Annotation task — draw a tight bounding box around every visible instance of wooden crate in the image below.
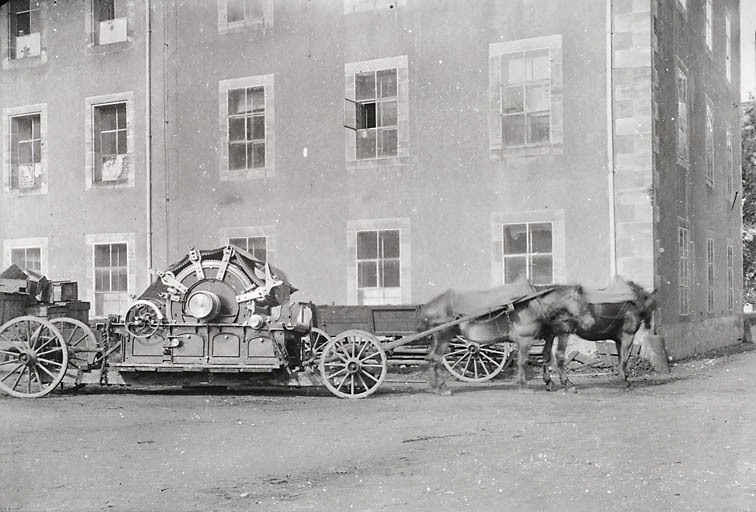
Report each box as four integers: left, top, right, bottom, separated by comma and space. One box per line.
51, 281, 78, 302
0, 292, 28, 325
26, 301, 90, 324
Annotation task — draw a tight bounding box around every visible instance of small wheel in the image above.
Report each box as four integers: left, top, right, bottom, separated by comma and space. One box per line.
0, 316, 69, 398
124, 300, 163, 338
302, 328, 331, 363
319, 329, 387, 399
443, 336, 513, 382
49, 317, 99, 371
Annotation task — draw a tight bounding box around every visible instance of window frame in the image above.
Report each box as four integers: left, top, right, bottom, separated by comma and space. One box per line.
501, 221, 554, 286
229, 235, 268, 261
3, 103, 47, 195
352, 67, 399, 160
725, 123, 733, 198
85, 92, 135, 190
355, 229, 401, 305
3, 237, 48, 275
93, 241, 129, 317
227, 86, 266, 171
704, 0, 713, 52
706, 238, 714, 313
704, 97, 713, 187
676, 66, 689, 166
217, 0, 273, 34
218, 74, 275, 180
219, 225, 276, 264
85, 232, 135, 320
679, 226, 690, 316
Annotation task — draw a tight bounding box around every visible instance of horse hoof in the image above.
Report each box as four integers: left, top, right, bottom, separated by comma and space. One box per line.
435, 387, 452, 397
564, 385, 578, 394
544, 381, 557, 392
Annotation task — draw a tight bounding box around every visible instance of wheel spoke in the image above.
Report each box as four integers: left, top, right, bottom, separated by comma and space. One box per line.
445, 348, 468, 357
34, 336, 54, 353
32, 366, 43, 390
480, 351, 503, 367
350, 375, 355, 395
336, 375, 348, 392
356, 341, 368, 359
360, 369, 379, 384
325, 367, 348, 380
0, 359, 19, 367
36, 347, 63, 357
358, 349, 380, 363
37, 363, 57, 380
10, 365, 27, 391
69, 332, 89, 348
360, 362, 384, 369
463, 355, 472, 377
473, 357, 479, 379
449, 352, 471, 370
37, 358, 64, 367
1, 364, 24, 383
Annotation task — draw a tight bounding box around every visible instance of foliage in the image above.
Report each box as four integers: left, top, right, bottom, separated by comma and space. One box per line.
742, 101, 756, 303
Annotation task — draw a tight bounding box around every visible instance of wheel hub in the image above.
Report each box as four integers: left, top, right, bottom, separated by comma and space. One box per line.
17, 350, 36, 366
467, 344, 480, 356
346, 359, 361, 374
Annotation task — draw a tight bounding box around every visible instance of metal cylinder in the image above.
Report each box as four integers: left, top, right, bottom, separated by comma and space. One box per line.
186, 291, 222, 321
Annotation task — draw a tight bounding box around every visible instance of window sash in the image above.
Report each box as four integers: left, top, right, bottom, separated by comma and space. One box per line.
707, 239, 714, 312
10, 247, 41, 273
500, 49, 552, 148
228, 87, 266, 170
355, 69, 399, 160
726, 128, 733, 196
229, 236, 267, 261
727, 246, 734, 310
93, 103, 128, 183
705, 0, 713, 50
679, 228, 689, 315
705, 104, 713, 185
356, 230, 400, 290
10, 114, 42, 190
502, 222, 553, 285
677, 70, 689, 162
725, 13, 731, 81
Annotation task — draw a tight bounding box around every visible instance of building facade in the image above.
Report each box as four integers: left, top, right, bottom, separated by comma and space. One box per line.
0, 0, 743, 358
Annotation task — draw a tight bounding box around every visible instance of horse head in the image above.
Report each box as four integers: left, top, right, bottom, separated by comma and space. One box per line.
542, 284, 595, 331
417, 289, 455, 332
627, 280, 657, 329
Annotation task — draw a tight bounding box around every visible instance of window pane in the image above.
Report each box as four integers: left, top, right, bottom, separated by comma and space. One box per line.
228, 89, 247, 115
250, 237, 266, 260
502, 86, 524, 114
503, 256, 527, 283
249, 142, 265, 168
379, 230, 400, 258
503, 224, 527, 254
356, 130, 377, 160
16, 12, 30, 35
249, 87, 265, 113
229, 117, 246, 142
502, 114, 525, 146
95, 269, 110, 292
32, 140, 41, 163
246, 0, 264, 18
529, 223, 552, 253
530, 255, 553, 285
17, 141, 32, 164
31, 116, 40, 139
100, 106, 117, 131
10, 249, 25, 268
358, 261, 377, 288
96, 0, 115, 22
528, 50, 550, 81
94, 245, 110, 267
527, 113, 550, 144
116, 104, 127, 129
502, 53, 525, 84
358, 102, 376, 129
229, 143, 247, 170
382, 260, 400, 287
355, 72, 376, 101
378, 129, 397, 157
249, 115, 265, 140
101, 132, 117, 155
15, 117, 32, 140
117, 130, 127, 154
380, 100, 397, 127
376, 69, 397, 98
525, 83, 549, 112
357, 231, 377, 259
227, 0, 245, 22
114, 243, 127, 266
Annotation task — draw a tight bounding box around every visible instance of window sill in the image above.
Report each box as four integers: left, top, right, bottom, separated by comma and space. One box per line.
218, 18, 266, 34
221, 167, 274, 181
2, 52, 47, 71
4, 186, 47, 196
490, 142, 562, 160
347, 155, 408, 171
86, 38, 134, 56
88, 179, 134, 190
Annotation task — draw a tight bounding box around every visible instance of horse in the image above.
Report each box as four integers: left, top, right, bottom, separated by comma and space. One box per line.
541, 280, 657, 391
418, 282, 595, 396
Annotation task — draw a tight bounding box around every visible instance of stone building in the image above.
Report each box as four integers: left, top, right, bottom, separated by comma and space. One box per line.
0, 0, 743, 358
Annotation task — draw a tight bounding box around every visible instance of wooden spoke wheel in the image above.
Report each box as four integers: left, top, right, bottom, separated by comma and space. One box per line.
443, 336, 513, 383
0, 316, 69, 398
49, 317, 99, 371
319, 329, 387, 399
303, 328, 331, 364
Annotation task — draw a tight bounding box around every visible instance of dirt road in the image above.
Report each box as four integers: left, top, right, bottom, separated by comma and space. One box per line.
2, 348, 756, 512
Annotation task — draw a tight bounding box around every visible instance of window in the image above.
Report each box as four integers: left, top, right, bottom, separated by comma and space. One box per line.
8, 0, 40, 59
352, 68, 398, 160
228, 86, 265, 170
726, 124, 733, 197
10, 247, 41, 273
218, 0, 271, 33
229, 236, 267, 261
707, 239, 714, 313
356, 230, 400, 305
86, 93, 134, 189
93, 242, 128, 317
489, 35, 563, 157
93, 0, 128, 46
725, 12, 731, 82
500, 49, 551, 147
93, 103, 128, 183
727, 246, 734, 310
9, 113, 41, 191
344, 56, 408, 167
502, 222, 553, 285
705, 99, 713, 187
704, 0, 713, 51
226, 0, 264, 23
679, 227, 689, 316
676, 67, 689, 164
219, 75, 274, 180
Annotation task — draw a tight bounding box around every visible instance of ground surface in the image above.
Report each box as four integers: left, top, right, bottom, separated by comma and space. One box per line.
1, 346, 756, 512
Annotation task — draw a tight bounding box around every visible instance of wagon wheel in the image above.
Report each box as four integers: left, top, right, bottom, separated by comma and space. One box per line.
319, 329, 387, 399
442, 336, 514, 382
49, 317, 99, 372
302, 328, 331, 364
0, 316, 69, 398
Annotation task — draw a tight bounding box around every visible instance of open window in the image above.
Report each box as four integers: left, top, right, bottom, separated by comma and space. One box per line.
344, 68, 399, 160
8, 0, 41, 59
93, 0, 128, 45
10, 113, 42, 191
93, 102, 128, 183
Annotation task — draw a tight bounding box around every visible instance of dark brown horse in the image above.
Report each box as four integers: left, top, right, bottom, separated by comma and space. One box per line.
418, 283, 595, 395
542, 280, 657, 391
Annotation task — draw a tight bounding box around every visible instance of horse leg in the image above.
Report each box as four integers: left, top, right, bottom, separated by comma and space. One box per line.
515, 339, 531, 390
541, 335, 557, 391
426, 334, 439, 392
427, 332, 452, 396
555, 334, 577, 392
616, 332, 634, 388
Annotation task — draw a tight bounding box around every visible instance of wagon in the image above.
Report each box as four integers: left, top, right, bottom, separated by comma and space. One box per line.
0, 246, 520, 400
